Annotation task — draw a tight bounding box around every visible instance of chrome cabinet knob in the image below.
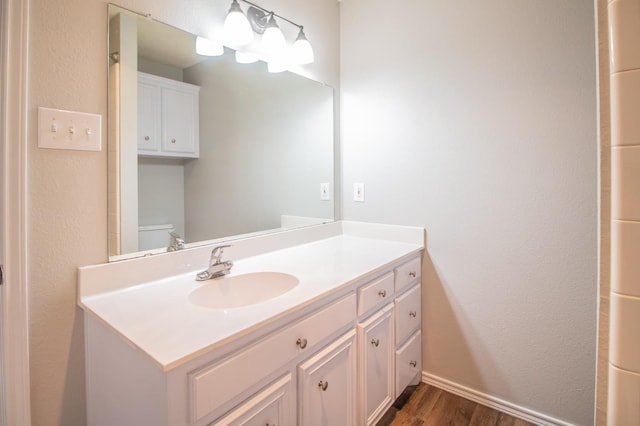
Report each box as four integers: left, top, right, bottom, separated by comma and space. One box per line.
171, 138, 176, 144
371, 339, 380, 347
318, 380, 329, 391
144, 136, 150, 141
296, 338, 308, 349
378, 290, 386, 298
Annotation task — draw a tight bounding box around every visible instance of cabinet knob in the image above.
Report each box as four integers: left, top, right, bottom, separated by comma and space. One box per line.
378, 290, 386, 298
171, 138, 176, 144
371, 339, 380, 347
409, 271, 416, 278
144, 136, 150, 141
409, 311, 417, 318
318, 380, 329, 391
296, 338, 308, 349
410, 360, 417, 368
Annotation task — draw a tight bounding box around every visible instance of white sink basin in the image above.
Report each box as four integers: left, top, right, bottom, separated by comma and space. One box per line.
188, 272, 299, 309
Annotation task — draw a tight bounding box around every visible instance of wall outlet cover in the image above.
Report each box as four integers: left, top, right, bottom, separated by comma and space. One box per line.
320, 183, 330, 201
354, 183, 365, 202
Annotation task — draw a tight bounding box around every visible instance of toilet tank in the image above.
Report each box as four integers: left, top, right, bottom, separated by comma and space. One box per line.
138, 224, 174, 251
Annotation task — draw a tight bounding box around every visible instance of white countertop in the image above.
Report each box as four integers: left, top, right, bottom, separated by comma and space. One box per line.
79, 223, 424, 371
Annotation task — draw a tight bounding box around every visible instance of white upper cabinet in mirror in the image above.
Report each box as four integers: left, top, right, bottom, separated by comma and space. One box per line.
107, 4, 334, 261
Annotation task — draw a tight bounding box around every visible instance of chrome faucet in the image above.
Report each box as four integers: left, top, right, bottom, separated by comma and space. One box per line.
196, 245, 234, 281
167, 231, 185, 252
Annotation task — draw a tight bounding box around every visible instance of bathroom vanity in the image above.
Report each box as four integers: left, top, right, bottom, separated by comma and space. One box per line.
78, 222, 424, 425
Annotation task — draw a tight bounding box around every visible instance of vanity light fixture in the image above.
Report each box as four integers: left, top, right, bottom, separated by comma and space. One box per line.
195, 36, 223, 57
261, 13, 286, 56
223, 0, 253, 46
225, 0, 315, 67
292, 28, 314, 65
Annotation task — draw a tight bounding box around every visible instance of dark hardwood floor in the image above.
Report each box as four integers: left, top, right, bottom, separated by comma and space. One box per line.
377, 383, 538, 426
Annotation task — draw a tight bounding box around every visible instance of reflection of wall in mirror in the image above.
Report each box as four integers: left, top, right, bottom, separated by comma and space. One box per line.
182, 51, 334, 242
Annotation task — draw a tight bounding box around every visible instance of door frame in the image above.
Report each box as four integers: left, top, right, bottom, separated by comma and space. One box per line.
1, 0, 31, 424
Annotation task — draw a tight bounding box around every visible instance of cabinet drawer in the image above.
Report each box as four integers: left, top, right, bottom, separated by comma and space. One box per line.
357, 272, 394, 317
395, 330, 421, 396
191, 293, 356, 422
395, 284, 421, 345
394, 257, 421, 292
211, 374, 294, 426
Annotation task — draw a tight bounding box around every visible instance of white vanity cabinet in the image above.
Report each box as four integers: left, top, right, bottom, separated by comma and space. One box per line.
81, 230, 424, 426
138, 71, 200, 158
355, 256, 422, 426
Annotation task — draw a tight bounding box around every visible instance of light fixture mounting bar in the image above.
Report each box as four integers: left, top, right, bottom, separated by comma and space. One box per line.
238, 0, 303, 29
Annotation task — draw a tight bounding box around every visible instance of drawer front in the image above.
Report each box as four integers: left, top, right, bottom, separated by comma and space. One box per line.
191, 293, 356, 422
357, 272, 394, 317
211, 374, 294, 426
394, 257, 421, 293
395, 284, 421, 345
395, 330, 421, 396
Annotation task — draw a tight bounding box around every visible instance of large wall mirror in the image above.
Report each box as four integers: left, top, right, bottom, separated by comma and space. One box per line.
107, 4, 334, 260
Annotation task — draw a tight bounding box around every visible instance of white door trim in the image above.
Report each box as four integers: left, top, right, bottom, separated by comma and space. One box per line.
1, 0, 31, 424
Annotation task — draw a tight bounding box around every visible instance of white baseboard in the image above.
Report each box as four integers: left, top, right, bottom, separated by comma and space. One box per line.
421, 372, 575, 426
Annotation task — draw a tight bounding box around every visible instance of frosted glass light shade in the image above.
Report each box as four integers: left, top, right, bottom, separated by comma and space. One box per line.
223, 0, 253, 46
262, 15, 285, 56
196, 36, 223, 56
292, 29, 314, 65
235, 50, 259, 64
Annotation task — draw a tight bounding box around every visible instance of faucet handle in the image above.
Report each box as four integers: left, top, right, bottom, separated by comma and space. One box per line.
210, 245, 232, 264
167, 231, 185, 251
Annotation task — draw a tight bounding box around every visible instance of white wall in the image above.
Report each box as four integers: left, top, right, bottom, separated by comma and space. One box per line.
138, 158, 185, 239
183, 52, 334, 241
340, 0, 597, 424
25, 0, 339, 424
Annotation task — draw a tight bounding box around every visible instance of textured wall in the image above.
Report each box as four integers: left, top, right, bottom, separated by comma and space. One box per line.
26, 0, 339, 424
340, 0, 598, 424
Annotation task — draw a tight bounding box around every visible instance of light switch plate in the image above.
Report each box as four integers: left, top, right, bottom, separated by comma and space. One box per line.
354, 183, 365, 202
38, 107, 102, 151
320, 183, 330, 201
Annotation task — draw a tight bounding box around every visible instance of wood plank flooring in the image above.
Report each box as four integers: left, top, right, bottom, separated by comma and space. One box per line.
376, 383, 538, 426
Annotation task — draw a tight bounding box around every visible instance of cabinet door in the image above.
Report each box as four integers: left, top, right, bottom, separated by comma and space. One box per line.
137, 80, 160, 152
161, 86, 198, 156
298, 330, 356, 426
358, 304, 394, 426
211, 374, 294, 426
